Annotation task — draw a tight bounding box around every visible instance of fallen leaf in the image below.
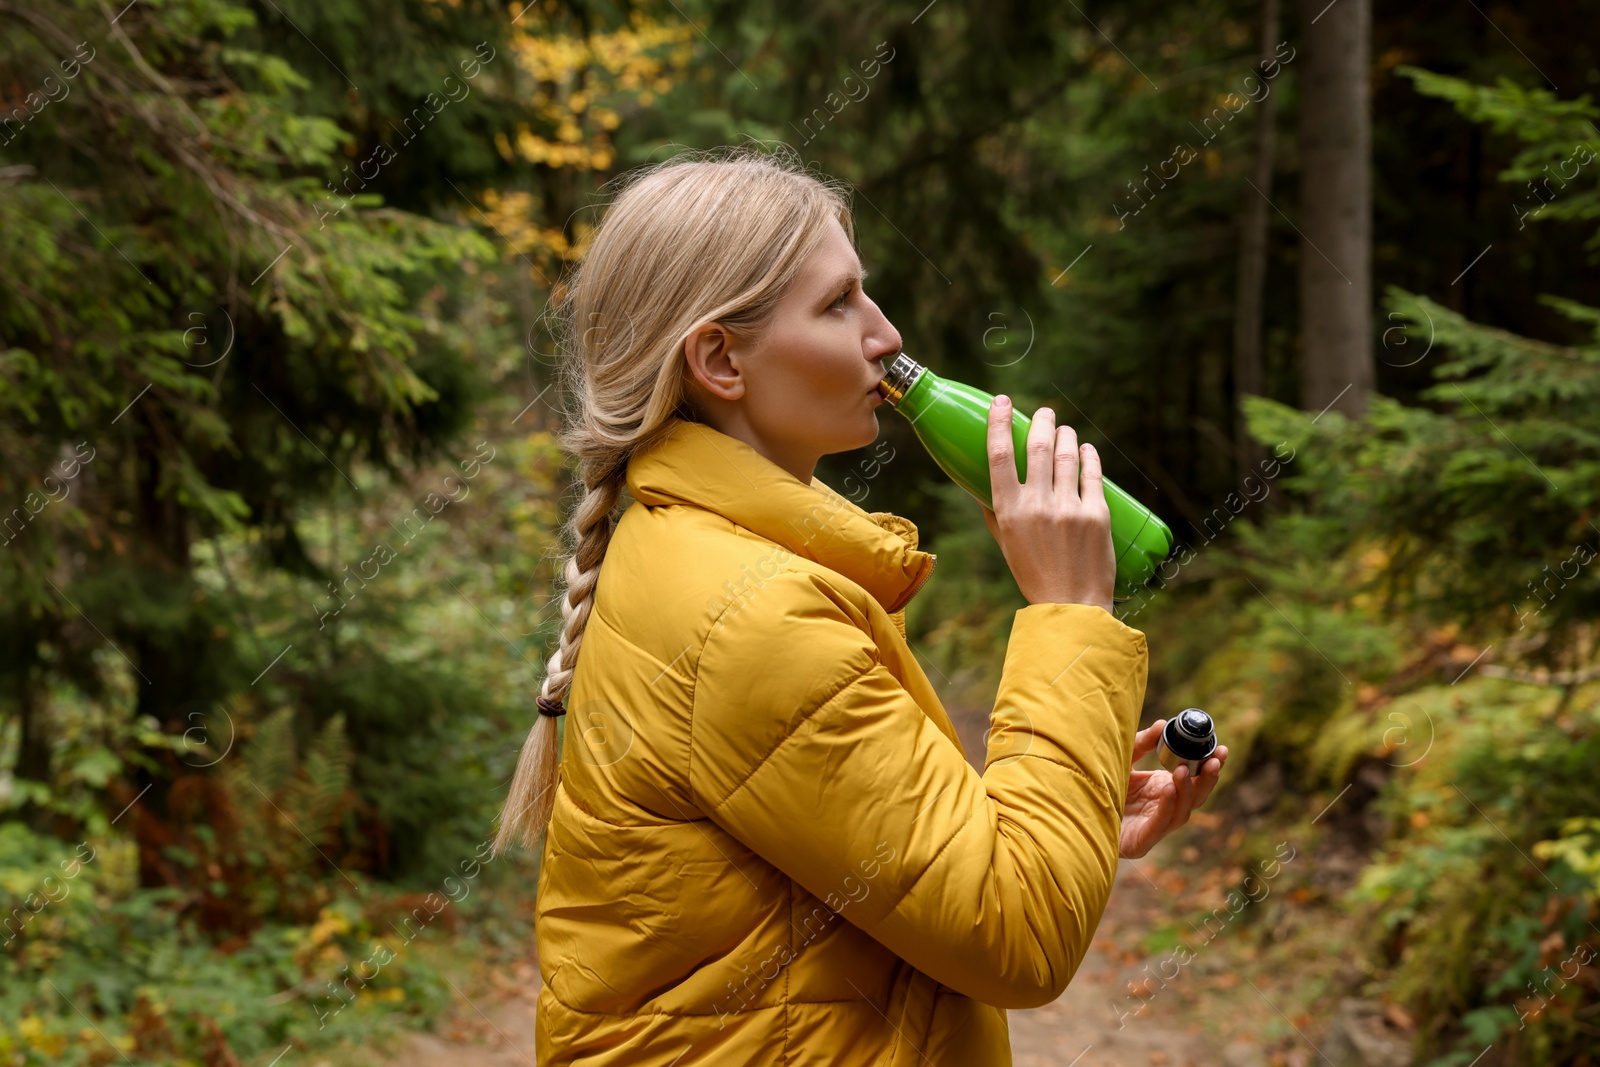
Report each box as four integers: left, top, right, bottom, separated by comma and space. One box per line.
1383, 1002, 1415, 1033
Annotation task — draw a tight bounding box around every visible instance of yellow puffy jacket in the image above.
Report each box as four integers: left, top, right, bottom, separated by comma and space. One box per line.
535, 416, 1148, 1065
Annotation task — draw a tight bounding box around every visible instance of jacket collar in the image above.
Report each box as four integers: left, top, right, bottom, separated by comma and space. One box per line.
626, 417, 936, 614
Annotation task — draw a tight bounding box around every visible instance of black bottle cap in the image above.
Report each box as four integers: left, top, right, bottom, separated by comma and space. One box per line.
1163, 708, 1217, 760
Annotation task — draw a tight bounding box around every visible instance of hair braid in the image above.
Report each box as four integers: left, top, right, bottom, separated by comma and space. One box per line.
493, 456, 626, 854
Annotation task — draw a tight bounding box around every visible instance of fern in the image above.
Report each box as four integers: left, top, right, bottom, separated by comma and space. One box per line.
244, 707, 297, 795
287, 714, 353, 848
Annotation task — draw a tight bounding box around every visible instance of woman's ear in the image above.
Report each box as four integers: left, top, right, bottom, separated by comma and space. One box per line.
683, 321, 747, 402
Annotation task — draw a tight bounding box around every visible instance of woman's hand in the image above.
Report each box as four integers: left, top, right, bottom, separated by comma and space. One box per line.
979, 396, 1116, 613
1119, 719, 1228, 859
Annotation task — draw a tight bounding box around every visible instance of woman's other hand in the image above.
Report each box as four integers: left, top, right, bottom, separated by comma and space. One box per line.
979, 396, 1116, 614
1118, 719, 1228, 860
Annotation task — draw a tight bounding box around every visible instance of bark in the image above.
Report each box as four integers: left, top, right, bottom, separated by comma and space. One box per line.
1297, 0, 1373, 417
7, 610, 49, 786
1234, 0, 1281, 478
11, 623, 51, 832
16, 670, 49, 785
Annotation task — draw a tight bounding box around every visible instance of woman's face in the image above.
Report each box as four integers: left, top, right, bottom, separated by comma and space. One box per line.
681, 215, 902, 484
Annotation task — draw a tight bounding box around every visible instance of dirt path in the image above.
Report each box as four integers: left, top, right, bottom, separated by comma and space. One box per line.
1007, 860, 1231, 1067
389, 959, 541, 1067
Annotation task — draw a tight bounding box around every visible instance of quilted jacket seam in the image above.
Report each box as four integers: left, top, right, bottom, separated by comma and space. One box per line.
875, 759, 1112, 928
555, 784, 712, 830
979, 754, 1116, 810
541, 986, 890, 1017
688, 569, 877, 812
783, 878, 793, 1065
589, 599, 693, 683
698, 655, 876, 814
877, 798, 984, 923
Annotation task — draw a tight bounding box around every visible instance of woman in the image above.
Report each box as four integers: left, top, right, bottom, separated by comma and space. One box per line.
496, 146, 1227, 1066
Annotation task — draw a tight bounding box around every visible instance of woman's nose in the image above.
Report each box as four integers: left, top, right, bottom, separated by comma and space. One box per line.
865, 307, 901, 362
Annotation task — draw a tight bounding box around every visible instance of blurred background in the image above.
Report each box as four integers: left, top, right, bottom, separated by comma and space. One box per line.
2, 1, 1598, 1064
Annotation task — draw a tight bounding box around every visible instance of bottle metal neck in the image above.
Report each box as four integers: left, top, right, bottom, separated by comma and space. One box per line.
876, 352, 925, 406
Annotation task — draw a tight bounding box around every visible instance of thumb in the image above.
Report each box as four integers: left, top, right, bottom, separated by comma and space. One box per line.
1131, 719, 1165, 763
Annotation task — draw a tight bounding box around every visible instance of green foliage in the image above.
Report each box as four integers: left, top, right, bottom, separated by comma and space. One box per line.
1139, 63, 1600, 1067
1142, 458, 1600, 1064
1348, 673, 1600, 1065
1, 0, 573, 1057
1236, 288, 1600, 656
0, 820, 458, 1065
0, 0, 548, 881
1401, 67, 1600, 236
1534, 817, 1600, 903
1235, 134, 1600, 658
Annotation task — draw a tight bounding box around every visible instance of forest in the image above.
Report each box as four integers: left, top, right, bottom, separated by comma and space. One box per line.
1, 0, 1597, 1064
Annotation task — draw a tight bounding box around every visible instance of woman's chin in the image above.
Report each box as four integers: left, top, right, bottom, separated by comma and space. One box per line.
851, 410, 881, 449
810, 402, 884, 457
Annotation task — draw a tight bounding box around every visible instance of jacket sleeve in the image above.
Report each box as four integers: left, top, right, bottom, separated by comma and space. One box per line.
688, 569, 1147, 1010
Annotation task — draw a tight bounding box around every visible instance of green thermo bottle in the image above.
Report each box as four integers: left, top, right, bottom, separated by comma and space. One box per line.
876, 353, 1174, 600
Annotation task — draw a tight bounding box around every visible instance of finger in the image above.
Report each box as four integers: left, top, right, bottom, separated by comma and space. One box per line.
987, 396, 1022, 509
1193, 746, 1228, 809
1024, 405, 1057, 495
1171, 763, 1197, 826
1079, 439, 1107, 510
1053, 423, 1080, 502
1157, 771, 1179, 835
1131, 720, 1165, 763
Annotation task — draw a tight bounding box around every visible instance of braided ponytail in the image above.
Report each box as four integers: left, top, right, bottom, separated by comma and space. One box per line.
494, 456, 627, 853
493, 143, 854, 851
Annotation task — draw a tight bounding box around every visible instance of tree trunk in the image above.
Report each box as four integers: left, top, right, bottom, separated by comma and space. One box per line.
1234, 0, 1281, 478
11, 618, 52, 831
1297, 0, 1372, 417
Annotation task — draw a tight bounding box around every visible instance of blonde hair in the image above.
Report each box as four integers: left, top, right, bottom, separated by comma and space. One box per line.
494, 144, 855, 852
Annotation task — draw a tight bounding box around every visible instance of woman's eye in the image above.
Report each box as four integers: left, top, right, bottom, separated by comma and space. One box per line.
830, 287, 851, 311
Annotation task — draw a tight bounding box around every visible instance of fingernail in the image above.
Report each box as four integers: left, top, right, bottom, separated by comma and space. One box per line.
995, 394, 1009, 409
1083, 443, 1096, 455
